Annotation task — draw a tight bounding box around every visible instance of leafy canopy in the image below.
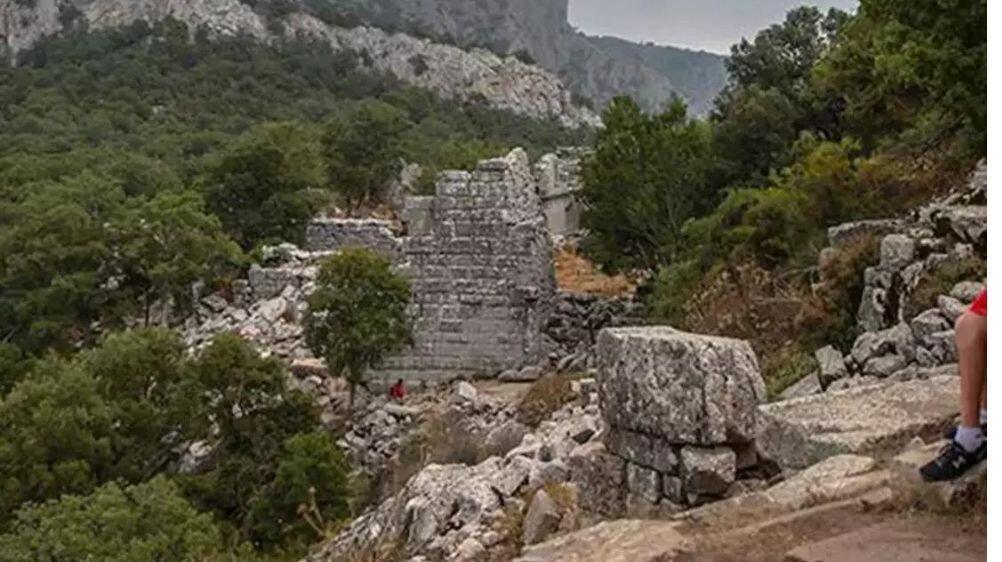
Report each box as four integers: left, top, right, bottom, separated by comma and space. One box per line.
579, 97, 713, 273
306, 248, 412, 396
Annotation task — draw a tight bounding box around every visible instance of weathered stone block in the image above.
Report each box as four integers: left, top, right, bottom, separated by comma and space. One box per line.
679, 446, 736, 497
597, 327, 766, 445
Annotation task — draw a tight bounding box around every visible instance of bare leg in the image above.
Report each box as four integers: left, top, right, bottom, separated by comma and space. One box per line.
955, 311, 987, 428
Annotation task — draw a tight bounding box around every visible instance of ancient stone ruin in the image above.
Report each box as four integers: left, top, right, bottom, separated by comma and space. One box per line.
185, 148, 626, 384
594, 327, 768, 513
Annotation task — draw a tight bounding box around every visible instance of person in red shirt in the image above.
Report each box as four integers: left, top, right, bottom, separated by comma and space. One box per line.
921, 290, 987, 481
389, 379, 406, 401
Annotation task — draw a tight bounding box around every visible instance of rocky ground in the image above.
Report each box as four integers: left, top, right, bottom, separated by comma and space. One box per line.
295, 164, 987, 561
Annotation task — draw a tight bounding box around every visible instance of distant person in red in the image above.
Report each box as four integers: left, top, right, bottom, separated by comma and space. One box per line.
389, 379, 407, 401
921, 290, 987, 481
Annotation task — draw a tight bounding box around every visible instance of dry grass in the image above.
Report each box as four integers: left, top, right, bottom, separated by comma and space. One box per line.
516, 372, 579, 427
554, 247, 635, 297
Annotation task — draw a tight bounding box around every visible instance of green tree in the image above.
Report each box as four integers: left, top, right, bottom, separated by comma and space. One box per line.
0, 477, 222, 562
0, 343, 30, 396
305, 248, 412, 403
816, 0, 986, 155
180, 333, 321, 536
82, 328, 199, 482
579, 97, 713, 272
117, 190, 243, 325
0, 173, 128, 353
323, 101, 410, 211
711, 6, 850, 188
0, 358, 116, 521
202, 122, 328, 250
247, 432, 350, 546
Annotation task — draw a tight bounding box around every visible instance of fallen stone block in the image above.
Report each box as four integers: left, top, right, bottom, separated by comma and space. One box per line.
597, 327, 766, 445
756, 376, 958, 469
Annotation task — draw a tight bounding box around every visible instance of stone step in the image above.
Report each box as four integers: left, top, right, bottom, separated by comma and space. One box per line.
756, 376, 958, 469
889, 439, 987, 511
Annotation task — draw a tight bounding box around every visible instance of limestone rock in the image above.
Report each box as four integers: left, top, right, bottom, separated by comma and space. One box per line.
757, 376, 958, 469
780, 372, 822, 400
938, 295, 968, 321
826, 375, 879, 392
679, 447, 736, 497
514, 519, 690, 562
456, 381, 478, 401
522, 489, 562, 546
879, 234, 916, 272
827, 219, 905, 248
567, 441, 625, 518
910, 309, 952, 346
604, 428, 678, 473
863, 354, 908, 378
951, 281, 985, 303
597, 327, 766, 446
850, 323, 915, 367
815, 346, 848, 387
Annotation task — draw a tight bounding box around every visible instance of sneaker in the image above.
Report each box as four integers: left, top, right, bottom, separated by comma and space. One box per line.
943, 423, 987, 440
919, 440, 987, 482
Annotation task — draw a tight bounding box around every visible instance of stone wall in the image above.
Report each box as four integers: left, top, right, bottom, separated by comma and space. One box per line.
302, 149, 557, 383
304, 218, 402, 257
534, 148, 587, 236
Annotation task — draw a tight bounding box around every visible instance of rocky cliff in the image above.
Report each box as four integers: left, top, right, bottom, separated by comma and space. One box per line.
339, 0, 728, 114
0, 0, 599, 127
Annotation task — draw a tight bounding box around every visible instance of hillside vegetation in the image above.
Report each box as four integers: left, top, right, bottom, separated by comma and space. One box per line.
578, 1, 986, 394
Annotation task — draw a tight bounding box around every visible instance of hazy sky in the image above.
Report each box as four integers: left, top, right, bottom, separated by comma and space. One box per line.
569, 0, 858, 54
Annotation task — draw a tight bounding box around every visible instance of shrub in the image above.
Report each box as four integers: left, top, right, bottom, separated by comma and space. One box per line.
248, 432, 351, 547
763, 346, 816, 400
0, 477, 222, 562
904, 257, 986, 321
516, 373, 578, 427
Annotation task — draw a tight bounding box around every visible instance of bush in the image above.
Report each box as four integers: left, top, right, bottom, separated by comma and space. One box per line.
795, 235, 879, 350
516, 373, 578, 427
904, 257, 986, 321
0, 477, 222, 561
248, 432, 351, 547
763, 346, 816, 399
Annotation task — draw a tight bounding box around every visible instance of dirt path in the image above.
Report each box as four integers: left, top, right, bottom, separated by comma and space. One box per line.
679, 503, 986, 562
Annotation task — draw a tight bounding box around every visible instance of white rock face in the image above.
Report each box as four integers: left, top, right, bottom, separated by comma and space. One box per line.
0, 0, 598, 127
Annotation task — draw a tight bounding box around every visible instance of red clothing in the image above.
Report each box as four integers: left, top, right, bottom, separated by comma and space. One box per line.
970, 290, 987, 317
389, 382, 406, 400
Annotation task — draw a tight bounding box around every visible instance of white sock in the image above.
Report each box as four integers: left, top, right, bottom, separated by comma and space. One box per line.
954, 425, 985, 453
980, 409, 988, 425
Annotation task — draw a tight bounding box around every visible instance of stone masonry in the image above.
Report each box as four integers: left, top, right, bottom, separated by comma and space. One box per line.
589, 327, 768, 514
534, 147, 588, 236
305, 149, 556, 383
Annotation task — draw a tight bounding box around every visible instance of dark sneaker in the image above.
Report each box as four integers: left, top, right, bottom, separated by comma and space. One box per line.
919, 441, 987, 482
943, 423, 987, 440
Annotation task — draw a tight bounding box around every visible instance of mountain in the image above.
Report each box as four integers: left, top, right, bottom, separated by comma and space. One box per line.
0, 0, 599, 128
338, 0, 728, 114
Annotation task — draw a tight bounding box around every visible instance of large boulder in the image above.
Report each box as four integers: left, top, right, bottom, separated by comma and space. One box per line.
756, 376, 958, 469
597, 327, 766, 445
